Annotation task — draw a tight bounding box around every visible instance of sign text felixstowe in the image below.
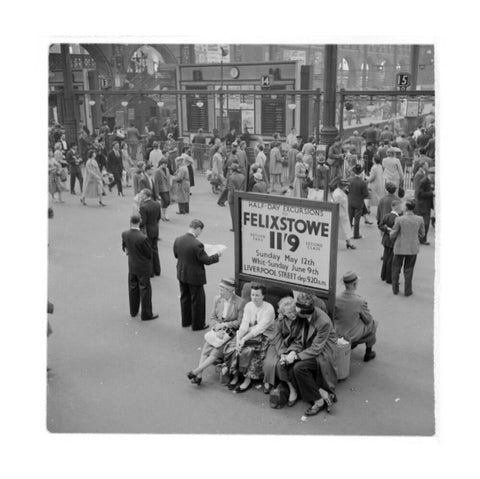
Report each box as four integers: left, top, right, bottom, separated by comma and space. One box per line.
234, 193, 339, 309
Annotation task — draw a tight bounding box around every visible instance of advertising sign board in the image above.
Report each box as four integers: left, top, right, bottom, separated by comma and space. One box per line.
234, 192, 339, 313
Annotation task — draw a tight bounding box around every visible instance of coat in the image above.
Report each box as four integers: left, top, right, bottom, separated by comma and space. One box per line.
269, 147, 283, 175
153, 166, 171, 194
366, 164, 385, 206
348, 176, 369, 209
292, 161, 307, 198
121, 228, 152, 277
173, 232, 219, 286
378, 211, 400, 248
209, 294, 246, 330
332, 187, 352, 240
287, 148, 299, 185
227, 172, 246, 204
139, 199, 161, 239
382, 156, 404, 187
288, 307, 338, 392
415, 178, 434, 215
376, 193, 400, 225
334, 290, 377, 344
171, 165, 190, 203
83, 158, 103, 198
390, 211, 425, 255
138, 173, 157, 200
107, 150, 123, 175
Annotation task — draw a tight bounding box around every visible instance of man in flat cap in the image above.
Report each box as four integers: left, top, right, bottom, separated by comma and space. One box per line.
281, 293, 338, 417
390, 199, 425, 296
334, 271, 378, 362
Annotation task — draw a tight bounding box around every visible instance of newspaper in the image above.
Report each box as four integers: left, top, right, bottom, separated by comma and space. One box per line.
204, 244, 227, 256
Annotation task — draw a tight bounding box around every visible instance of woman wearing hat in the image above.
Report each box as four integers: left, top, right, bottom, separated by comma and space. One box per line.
223, 283, 275, 393
171, 156, 190, 214
262, 296, 302, 404
331, 178, 356, 249
251, 169, 268, 193
382, 148, 404, 188
187, 278, 245, 386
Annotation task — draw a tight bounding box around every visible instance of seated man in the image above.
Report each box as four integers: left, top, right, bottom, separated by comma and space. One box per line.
334, 271, 378, 362
281, 293, 338, 417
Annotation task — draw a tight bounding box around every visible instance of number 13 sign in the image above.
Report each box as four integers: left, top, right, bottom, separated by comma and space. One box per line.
396, 72, 411, 91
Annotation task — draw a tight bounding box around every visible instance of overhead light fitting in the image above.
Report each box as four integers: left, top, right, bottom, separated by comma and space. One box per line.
88, 99, 96, 106
121, 100, 129, 107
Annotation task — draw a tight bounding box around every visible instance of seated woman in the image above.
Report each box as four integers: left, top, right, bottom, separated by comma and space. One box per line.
262, 296, 301, 406
223, 283, 275, 393
186, 278, 245, 385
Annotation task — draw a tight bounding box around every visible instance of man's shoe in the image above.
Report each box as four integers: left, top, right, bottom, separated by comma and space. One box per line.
142, 314, 159, 321
420, 242, 430, 245
304, 401, 327, 416
193, 325, 209, 331
217, 203, 226, 207
353, 235, 363, 239
363, 350, 376, 362
404, 292, 413, 297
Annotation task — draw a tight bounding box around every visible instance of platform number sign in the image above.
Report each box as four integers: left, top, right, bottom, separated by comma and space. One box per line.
396, 72, 411, 91
261, 75, 272, 88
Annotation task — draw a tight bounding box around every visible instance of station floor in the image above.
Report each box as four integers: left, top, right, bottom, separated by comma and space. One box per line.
47, 173, 435, 435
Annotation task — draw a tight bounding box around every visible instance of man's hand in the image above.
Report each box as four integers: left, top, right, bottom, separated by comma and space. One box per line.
285, 351, 297, 365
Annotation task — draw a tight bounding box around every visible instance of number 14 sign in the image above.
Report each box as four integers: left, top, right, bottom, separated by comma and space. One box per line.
396, 72, 411, 91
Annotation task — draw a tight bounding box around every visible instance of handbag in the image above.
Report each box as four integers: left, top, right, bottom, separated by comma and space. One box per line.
59, 169, 67, 182
204, 328, 234, 349
269, 382, 289, 409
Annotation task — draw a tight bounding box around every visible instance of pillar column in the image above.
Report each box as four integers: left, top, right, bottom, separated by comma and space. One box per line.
319, 45, 338, 146
61, 44, 78, 146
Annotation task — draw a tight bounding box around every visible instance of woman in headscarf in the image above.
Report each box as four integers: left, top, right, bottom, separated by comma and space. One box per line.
262, 296, 302, 405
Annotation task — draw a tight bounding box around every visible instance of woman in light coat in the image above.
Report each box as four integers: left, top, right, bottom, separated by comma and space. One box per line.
81, 150, 106, 206
292, 153, 307, 198
382, 148, 404, 188
171, 156, 190, 214
366, 155, 385, 217
186, 278, 245, 386
331, 178, 355, 249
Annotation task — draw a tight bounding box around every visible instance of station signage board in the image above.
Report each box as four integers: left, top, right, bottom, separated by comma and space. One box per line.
234, 192, 339, 312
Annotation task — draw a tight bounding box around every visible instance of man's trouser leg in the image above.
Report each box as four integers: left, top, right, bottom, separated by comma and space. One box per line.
403, 254, 417, 295
288, 358, 321, 403
128, 273, 140, 317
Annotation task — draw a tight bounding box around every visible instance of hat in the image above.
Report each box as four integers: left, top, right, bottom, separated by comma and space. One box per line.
153, 141, 159, 147
219, 277, 236, 291
253, 171, 263, 181
137, 161, 145, 170
340, 178, 350, 186
342, 271, 359, 284
353, 164, 363, 175
230, 163, 240, 172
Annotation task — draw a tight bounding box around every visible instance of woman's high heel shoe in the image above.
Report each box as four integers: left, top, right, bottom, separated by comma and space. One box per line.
80, 198, 86, 205
346, 242, 356, 249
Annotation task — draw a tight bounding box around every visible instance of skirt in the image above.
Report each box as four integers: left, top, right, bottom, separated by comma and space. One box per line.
225, 335, 269, 381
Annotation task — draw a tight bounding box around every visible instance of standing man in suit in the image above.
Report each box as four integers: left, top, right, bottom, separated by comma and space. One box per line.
139, 189, 162, 277
390, 199, 425, 296
334, 271, 378, 362
66, 144, 83, 195
378, 199, 403, 284
348, 165, 369, 239
121, 214, 158, 321
173, 219, 222, 331
226, 163, 245, 232
138, 163, 157, 200
107, 141, 124, 196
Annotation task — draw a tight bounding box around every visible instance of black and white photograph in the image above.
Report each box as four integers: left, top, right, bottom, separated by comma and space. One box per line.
3, 2, 479, 478
46, 41, 436, 434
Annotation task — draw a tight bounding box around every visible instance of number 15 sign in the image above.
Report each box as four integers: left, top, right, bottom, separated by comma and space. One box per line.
396, 72, 411, 91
